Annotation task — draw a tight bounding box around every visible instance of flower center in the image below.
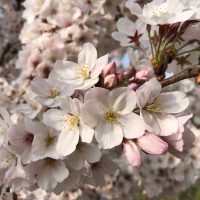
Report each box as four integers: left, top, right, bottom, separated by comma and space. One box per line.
76, 64, 90, 80
105, 110, 118, 123
66, 115, 80, 128
153, 3, 168, 17
48, 88, 60, 98
0, 127, 5, 136
3, 153, 16, 168
45, 134, 56, 147
146, 101, 161, 112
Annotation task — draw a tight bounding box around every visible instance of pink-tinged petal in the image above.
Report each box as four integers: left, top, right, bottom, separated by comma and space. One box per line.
159, 92, 189, 114
137, 133, 168, 155
119, 113, 145, 139
79, 122, 94, 143
136, 78, 161, 108
95, 122, 123, 149
123, 140, 141, 167
56, 128, 79, 156
78, 43, 97, 69
108, 87, 136, 115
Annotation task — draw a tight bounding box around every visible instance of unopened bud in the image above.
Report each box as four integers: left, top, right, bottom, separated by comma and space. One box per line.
102, 61, 116, 77
104, 74, 117, 88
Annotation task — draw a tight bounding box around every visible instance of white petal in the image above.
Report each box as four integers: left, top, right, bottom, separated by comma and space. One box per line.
82, 100, 107, 128
116, 17, 136, 35
53, 60, 81, 85
159, 92, 189, 114
79, 122, 94, 143
119, 113, 145, 139
52, 160, 69, 182
68, 150, 85, 170
37, 165, 57, 191
78, 43, 97, 69
108, 87, 136, 115
136, 78, 161, 108
142, 110, 179, 136
56, 129, 79, 156
84, 87, 109, 106
91, 54, 108, 77
81, 143, 101, 163
95, 122, 123, 149
43, 109, 68, 131
30, 77, 50, 97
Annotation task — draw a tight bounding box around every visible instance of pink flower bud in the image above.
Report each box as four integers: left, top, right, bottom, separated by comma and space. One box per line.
135, 69, 149, 80
123, 140, 141, 167
102, 61, 116, 77
104, 74, 117, 88
136, 133, 168, 155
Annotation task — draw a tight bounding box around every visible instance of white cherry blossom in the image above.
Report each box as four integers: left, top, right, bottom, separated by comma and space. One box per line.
126, 0, 195, 25
52, 43, 108, 90
30, 71, 75, 107
43, 97, 94, 156
83, 87, 145, 149
136, 78, 190, 136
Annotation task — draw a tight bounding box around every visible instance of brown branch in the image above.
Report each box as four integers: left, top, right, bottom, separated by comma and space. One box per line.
160, 64, 200, 87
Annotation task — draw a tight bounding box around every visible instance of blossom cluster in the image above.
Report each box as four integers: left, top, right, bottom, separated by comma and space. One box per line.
0, 0, 200, 198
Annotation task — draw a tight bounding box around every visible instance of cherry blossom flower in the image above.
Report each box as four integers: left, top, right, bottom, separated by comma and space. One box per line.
112, 18, 146, 46
136, 78, 190, 136
52, 43, 108, 90
30, 71, 75, 107
83, 87, 145, 149
126, 0, 195, 25
67, 143, 101, 170
43, 97, 94, 156
25, 158, 69, 191
8, 119, 36, 164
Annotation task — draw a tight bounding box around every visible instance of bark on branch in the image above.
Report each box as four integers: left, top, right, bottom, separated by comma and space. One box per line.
160, 64, 200, 87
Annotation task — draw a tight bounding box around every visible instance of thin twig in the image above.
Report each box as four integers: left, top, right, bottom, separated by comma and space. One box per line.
160, 64, 200, 87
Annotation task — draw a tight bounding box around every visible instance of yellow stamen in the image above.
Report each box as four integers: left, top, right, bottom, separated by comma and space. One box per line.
3, 153, 16, 167
75, 63, 90, 80
48, 89, 60, 98
44, 134, 56, 147
105, 110, 118, 123
146, 101, 161, 112
66, 116, 80, 128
